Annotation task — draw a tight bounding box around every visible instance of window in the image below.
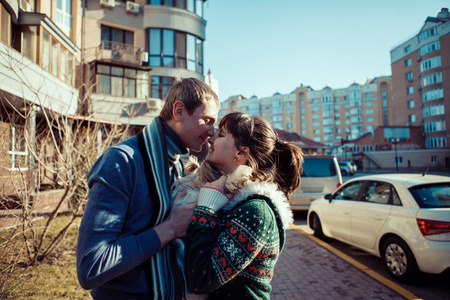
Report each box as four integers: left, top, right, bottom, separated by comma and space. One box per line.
423, 104, 445, 117
96, 63, 150, 98
365, 109, 374, 115
422, 72, 442, 87
405, 58, 412, 67
56, 0, 72, 32
286, 116, 293, 121
151, 76, 174, 100
8, 125, 28, 171
404, 45, 411, 53
424, 120, 446, 133
395, 156, 403, 164
366, 117, 374, 123
362, 181, 393, 204
334, 181, 364, 201
422, 88, 443, 102
426, 136, 447, 148
364, 92, 373, 98
313, 129, 320, 134
101, 25, 134, 49
409, 114, 416, 123
408, 100, 414, 109
431, 156, 438, 163
365, 101, 373, 106
148, 0, 204, 17
407, 86, 414, 95
421, 56, 441, 72
1, 4, 11, 45
313, 121, 320, 127
420, 41, 440, 56
312, 114, 319, 120
406, 72, 413, 82
286, 123, 293, 130
148, 29, 203, 73
419, 27, 439, 41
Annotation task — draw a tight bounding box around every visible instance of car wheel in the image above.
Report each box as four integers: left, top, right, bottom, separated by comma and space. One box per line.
341, 170, 348, 176
382, 237, 419, 283
312, 214, 324, 239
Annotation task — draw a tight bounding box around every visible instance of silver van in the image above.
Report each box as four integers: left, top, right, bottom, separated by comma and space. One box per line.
290, 155, 343, 211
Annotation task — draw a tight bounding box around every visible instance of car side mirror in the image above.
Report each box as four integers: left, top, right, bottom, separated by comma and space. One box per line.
325, 193, 333, 202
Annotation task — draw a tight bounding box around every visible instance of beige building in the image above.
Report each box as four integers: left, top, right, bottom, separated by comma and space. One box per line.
390, 7, 450, 150
220, 77, 392, 149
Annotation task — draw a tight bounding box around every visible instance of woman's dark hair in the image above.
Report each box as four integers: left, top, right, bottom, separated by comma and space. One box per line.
219, 112, 303, 199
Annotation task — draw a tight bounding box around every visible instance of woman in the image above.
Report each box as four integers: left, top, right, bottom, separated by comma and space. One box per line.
185, 112, 303, 299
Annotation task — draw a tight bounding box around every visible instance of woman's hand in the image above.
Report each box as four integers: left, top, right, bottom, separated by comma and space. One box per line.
203, 175, 233, 199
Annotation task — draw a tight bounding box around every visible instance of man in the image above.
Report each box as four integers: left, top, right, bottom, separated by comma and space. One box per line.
76, 78, 220, 300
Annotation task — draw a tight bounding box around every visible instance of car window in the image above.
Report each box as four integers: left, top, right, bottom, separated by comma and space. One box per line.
361, 181, 391, 204
409, 183, 450, 208
302, 158, 337, 177
333, 181, 363, 201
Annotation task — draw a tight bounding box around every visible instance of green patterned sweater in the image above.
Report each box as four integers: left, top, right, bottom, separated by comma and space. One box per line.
185, 181, 293, 299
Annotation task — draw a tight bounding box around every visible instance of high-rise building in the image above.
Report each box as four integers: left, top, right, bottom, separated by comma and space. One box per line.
220, 77, 392, 147
82, 0, 208, 125
390, 7, 449, 149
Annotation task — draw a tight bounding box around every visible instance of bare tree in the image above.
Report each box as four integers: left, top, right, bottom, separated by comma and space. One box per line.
0, 46, 133, 295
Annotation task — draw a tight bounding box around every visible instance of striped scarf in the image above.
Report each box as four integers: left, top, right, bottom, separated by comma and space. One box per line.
137, 116, 187, 300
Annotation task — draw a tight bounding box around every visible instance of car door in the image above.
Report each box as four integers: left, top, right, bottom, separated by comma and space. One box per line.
325, 181, 364, 242
350, 180, 393, 250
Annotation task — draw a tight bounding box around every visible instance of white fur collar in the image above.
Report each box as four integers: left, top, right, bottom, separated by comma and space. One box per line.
222, 180, 293, 229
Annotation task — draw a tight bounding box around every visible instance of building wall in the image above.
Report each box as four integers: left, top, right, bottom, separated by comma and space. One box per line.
220, 78, 392, 148
390, 8, 450, 149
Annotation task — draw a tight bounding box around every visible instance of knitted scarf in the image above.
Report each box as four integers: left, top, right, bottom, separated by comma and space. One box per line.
137, 116, 187, 300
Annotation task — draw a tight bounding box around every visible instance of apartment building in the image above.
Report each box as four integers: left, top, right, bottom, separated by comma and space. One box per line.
390, 7, 450, 150
83, 0, 207, 125
220, 77, 392, 148
0, 0, 209, 200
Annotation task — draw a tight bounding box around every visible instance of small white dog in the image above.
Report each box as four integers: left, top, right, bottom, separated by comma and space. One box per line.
171, 156, 253, 207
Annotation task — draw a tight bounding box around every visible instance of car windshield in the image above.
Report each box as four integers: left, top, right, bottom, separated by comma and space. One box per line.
302, 158, 337, 177
409, 183, 450, 208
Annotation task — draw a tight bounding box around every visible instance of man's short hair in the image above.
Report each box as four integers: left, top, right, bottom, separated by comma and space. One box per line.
159, 77, 220, 121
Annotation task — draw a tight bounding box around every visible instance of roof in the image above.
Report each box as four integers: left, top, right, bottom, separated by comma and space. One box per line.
348, 173, 450, 187
275, 129, 329, 149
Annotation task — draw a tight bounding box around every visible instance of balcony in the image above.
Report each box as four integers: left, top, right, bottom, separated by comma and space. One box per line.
97, 41, 147, 65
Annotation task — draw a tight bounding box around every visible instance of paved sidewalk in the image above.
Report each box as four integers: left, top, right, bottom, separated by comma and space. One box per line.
270, 227, 406, 300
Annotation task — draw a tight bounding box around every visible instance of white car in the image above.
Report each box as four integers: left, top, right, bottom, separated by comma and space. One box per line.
307, 173, 450, 283
339, 161, 355, 176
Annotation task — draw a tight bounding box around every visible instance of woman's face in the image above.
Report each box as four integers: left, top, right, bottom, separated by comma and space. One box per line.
206, 127, 240, 174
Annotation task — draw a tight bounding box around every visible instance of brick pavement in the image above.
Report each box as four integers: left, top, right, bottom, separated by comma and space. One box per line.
270, 227, 406, 300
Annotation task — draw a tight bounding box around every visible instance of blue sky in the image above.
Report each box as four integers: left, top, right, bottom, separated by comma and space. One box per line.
202, 0, 449, 101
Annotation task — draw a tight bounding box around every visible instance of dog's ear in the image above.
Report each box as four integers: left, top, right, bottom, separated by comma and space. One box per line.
183, 156, 200, 176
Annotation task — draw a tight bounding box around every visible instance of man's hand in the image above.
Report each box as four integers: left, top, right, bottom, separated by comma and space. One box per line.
153, 190, 195, 248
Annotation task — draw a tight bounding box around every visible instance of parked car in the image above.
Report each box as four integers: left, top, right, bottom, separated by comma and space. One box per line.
307, 174, 450, 283
339, 161, 355, 176
290, 155, 343, 211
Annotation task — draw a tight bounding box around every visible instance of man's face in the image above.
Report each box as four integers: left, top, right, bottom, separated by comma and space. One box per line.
178, 100, 219, 151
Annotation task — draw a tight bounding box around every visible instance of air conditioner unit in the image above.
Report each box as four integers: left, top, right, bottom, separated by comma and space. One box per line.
147, 99, 161, 111
420, 103, 423, 107
417, 56, 421, 61
140, 51, 148, 63
419, 119, 423, 123
126, 1, 140, 14
100, 0, 115, 7
417, 86, 422, 91
406, 123, 410, 126
417, 74, 421, 78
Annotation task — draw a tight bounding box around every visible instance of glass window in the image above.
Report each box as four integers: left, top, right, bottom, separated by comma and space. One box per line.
56, 0, 72, 32
362, 181, 392, 204
8, 125, 28, 170
22, 26, 38, 63
408, 100, 414, 109
407, 86, 414, 95
187, 34, 196, 71
162, 29, 174, 67
405, 58, 412, 67
51, 38, 59, 76
1, 5, 11, 45
42, 30, 51, 71
334, 181, 364, 201
175, 32, 186, 68
409, 183, 450, 208
151, 76, 174, 100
